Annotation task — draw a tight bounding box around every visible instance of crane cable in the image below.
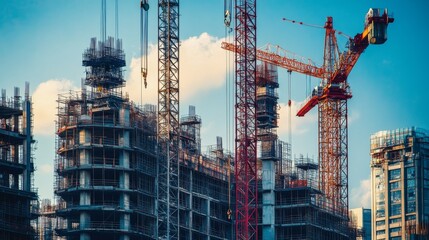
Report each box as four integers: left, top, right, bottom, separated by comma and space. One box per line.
140, 0, 149, 105
282, 17, 324, 29
287, 70, 292, 167
224, 0, 233, 221
115, 0, 118, 41
282, 17, 352, 40
101, 0, 106, 42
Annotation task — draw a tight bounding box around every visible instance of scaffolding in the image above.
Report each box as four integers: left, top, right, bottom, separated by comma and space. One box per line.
177, 150, 232, 240
54, 37, 157, 240
275, 140, 292, 188
178, 107, 233, 239
274, 178, 350, 240
294, 154, 318, 190
36, 199, 59, 240
180, 105, 201, 155
0, 83, 38, 240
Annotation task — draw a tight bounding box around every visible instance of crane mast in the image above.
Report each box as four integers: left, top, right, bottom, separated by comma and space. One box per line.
234, 0, 258, 239
316, 11, 393, 217
317, 16, 351, 217
157, 0, 180, 239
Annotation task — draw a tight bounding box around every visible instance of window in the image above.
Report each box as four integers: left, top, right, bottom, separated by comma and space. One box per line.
376, 230, 385, 235
390, 190, 401, 204
424, 168, 429, 178
391, 237, 401, 240
377, 201, 385, 208
389, 169, 401, 180
407, 201, 416, 213
376, 209, 385, 218
376, 192, 385, 202
376, 220, 385, 226
389, 218, 401, 224
407, 188, 416, 201
390, 227, 401, 233
390, 181, 400, 190
390, 204, 401, 216
425, 200, 429, 214
407, 167, 415, 178
407, 179, 415, 188
406, 215, 416, 221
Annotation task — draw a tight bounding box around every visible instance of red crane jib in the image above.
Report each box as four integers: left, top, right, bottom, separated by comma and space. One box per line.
221, 42, 325, 79
222, 9, 394, 118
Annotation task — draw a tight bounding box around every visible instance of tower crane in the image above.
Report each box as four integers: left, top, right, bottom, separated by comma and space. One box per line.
232, 0, 258, 239
222, 8, 394, 218
157, 0, 180, 239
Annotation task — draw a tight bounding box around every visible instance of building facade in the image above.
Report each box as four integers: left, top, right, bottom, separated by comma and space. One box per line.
349, 207, 371, 239
370, 127, 429, 239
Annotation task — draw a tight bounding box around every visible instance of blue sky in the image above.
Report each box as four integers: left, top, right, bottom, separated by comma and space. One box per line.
1, 0, 428, 208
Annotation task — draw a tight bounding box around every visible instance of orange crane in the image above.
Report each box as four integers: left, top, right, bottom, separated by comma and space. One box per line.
222, 8, 394, 217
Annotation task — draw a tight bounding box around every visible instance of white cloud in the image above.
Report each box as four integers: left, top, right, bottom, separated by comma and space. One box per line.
350, 177, 371, 208
32, 33, 229, 134
349, 110, 360, 125
32, 79, 78, 135
125, 32, 229, 105
277, 100, 317, 136
39, 163, 53, 175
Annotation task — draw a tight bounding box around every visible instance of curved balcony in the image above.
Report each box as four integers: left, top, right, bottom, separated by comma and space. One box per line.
57, 118, 133, 137
56, 159, 135, 175
55, 179, 134, 195
56, 200, 155, 218
56, 221, 155, 238
57, 137, 132, 155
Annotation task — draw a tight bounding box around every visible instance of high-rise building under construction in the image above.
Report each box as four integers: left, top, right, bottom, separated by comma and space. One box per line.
54, 36, 158, 239
0, 84, 38, 240
370, 127, 429, 239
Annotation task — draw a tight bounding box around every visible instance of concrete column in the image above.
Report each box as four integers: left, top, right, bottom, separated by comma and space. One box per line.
22, 98, 32, 192
120, 193, 130, 210
80, 191, 91, 206
119, 151, 130, 168
119, 235, 130, 240
190, 170, 193, 240
119, 172, 129, 189
80, 149, 90, 165
80, 212, 90, 240
80, 170, 90, 187
79, 169, 91, 240
122, 131, 130, 147
120, 213, 130, 232
120, 108, 130, 127
79, 129, 91, 144
262, 160, 275, 239
120, 168, 130, 239
207, 199, 211, 236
